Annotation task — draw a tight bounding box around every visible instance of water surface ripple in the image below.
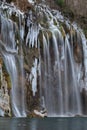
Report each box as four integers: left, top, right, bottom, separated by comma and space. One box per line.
0, 117, 86, 130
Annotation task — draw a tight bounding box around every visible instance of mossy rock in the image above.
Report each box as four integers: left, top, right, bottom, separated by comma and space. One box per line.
2, 58, 11, 89
23, 44, 39, 73
55, 0, 64, 7
59, 26, 66, 38
10, 13, 19, 25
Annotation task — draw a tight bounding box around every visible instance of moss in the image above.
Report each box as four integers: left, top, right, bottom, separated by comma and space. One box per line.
53, 19, 58, 26
55, 0, 64, 7
60, 22, 70, 34
57, 3, 87, 38
59, 25, 66, 38
5, 74, 11, 89
10, 13, 19, 25
62, 7, 75, 20
84, 29, 87, 38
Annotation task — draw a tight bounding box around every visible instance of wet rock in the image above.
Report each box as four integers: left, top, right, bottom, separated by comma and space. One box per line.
24, 64, 30, 73
74, 114, 83, 117
81, 88, 87, 114
14, 0, 34, 11
60, 26, 66, 38
6, 0, 13, 3
61, 22, 70, 34
33, 109, 47, 117
73, 43, 83, 63
23, 45, 39, 69
0, 57, 11, 117
73, 34, 83, 63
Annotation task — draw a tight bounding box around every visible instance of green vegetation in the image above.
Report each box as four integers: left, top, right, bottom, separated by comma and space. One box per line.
55, 0, 64, 7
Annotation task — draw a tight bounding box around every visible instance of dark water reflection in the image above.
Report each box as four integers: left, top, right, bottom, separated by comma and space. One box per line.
0, 117, 87, 130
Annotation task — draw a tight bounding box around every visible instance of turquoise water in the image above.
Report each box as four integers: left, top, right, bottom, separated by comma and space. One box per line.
0, 117, 87, 130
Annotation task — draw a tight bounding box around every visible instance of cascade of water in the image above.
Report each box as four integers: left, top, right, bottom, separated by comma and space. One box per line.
25, 10, 39, 48
64, 35, 82, 115
0, 14, 26, 117
0, 1, 87, 117
37, 4, 86, 116
42, 33, 55, 115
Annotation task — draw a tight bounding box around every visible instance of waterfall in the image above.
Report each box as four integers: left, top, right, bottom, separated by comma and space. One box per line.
35, 4, 86, 116
39, 30, 82, 116
0, 1, 87, 117
23, 4, 87, 117
0, 11, 26, 117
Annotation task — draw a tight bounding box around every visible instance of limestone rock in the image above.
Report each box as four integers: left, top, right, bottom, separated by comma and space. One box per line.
0, 62, 11, 117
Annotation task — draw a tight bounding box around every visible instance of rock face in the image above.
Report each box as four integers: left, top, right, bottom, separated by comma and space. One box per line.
81, 88, 87, 114
47, 0, 87, 38
15, 0, 33, 11
64, 0, 87, 17
4, 0, 87, 18
47, 0, 87, 17
0, 61, 11, 117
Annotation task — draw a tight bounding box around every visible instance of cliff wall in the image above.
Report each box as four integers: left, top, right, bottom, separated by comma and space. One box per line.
65, 0, 87, 17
